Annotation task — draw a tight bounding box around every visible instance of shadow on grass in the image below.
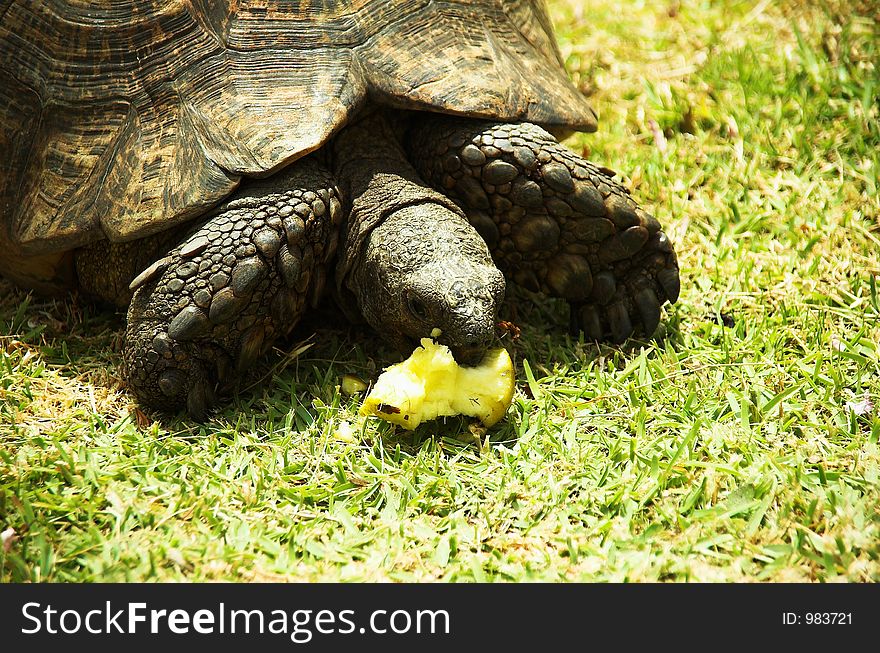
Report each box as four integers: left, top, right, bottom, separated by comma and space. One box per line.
0, 277, 684, 446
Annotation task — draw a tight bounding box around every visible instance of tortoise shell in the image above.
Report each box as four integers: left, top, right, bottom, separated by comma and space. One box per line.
0, 0, 596, 259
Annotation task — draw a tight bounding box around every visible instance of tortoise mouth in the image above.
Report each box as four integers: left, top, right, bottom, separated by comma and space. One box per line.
449, 344, 485, 367
398, 334, 489, 367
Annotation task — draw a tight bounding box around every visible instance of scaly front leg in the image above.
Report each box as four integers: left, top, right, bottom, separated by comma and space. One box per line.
124, 156, 342, 417
406, 117, 680, 342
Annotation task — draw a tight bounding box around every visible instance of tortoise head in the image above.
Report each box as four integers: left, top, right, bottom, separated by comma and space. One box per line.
350, 203, 505, 363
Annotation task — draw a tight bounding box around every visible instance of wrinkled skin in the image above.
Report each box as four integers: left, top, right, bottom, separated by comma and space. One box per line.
71, 111, 679, 417
332, 115, 506, 364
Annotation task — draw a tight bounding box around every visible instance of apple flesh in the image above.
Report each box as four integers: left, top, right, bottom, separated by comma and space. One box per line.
360, 339, 515, 430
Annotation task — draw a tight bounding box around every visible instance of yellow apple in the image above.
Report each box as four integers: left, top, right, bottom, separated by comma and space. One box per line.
360, 339, 515, 430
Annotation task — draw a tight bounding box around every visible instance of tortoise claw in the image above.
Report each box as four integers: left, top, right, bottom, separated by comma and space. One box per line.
129, 256, 172, 292
186, 380, 216, 420
608, 302, 632, 343
158, 369, 186, 397
237, 326, 266, 372
215, 353, 234, 385
658, 267, 681, 304
591, 271, 616, 305
635, 288, 661, 337
572, 303, 604, 340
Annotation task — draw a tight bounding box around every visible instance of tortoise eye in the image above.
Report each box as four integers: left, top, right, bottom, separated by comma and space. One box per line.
407, 294, 430, 321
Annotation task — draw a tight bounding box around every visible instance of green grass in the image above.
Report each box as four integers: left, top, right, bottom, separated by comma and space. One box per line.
1, 0, 878, 582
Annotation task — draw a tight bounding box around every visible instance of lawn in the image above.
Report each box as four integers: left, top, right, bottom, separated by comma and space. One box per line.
1, 0, 878, 582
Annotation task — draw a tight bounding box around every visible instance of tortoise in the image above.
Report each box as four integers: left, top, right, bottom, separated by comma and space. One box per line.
0, 0, 681, 418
